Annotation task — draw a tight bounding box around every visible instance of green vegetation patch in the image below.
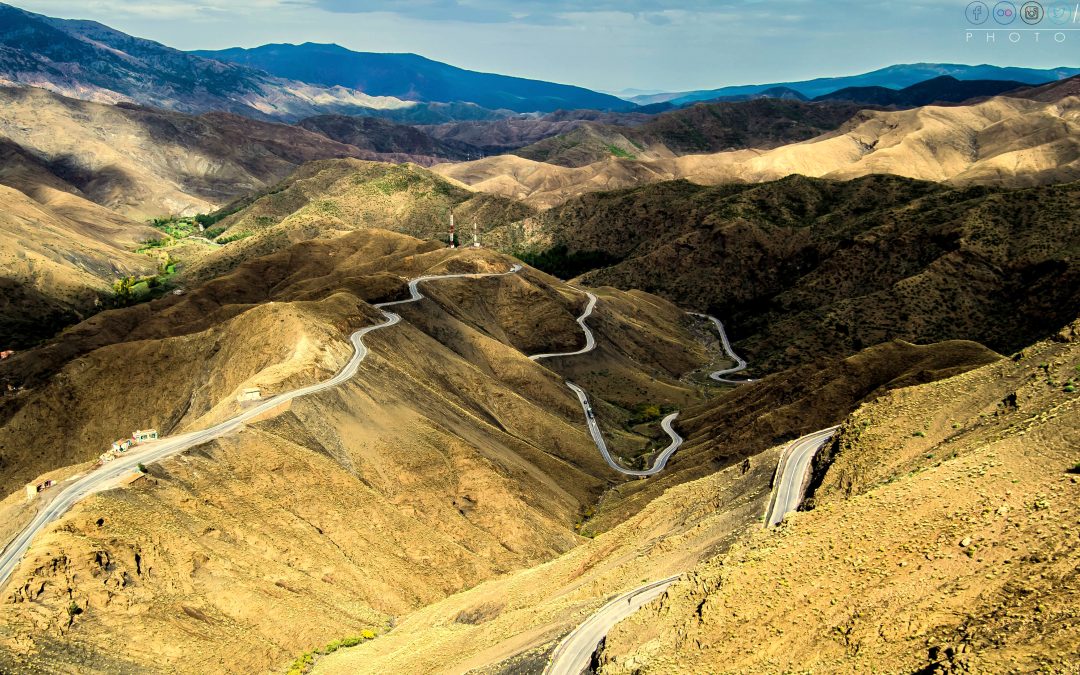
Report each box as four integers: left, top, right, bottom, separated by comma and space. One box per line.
286, 629, 378, 675
216, 230, 254, 245
515, 244, 623, 280
607, 144, 635, 159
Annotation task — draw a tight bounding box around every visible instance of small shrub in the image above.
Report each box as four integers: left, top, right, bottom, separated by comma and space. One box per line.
1064, 383, 1077, 394
137, 463, 147, 473
67, 601, 83, 618
1067, 463, 1080, 475
913, 430, 926, 438
216, 230, 254, 245
286, 651, 314, 675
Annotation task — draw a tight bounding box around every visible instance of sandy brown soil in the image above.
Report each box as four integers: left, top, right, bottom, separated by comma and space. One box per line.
599, 320, 1080, 674
0, 228, 731, 673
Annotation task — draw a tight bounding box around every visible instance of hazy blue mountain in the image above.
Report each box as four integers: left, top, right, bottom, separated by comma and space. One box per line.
0, 2, 415, 121
193, 42, 636, 114
814, 75, 1030, 106
635, 63, 1080, 106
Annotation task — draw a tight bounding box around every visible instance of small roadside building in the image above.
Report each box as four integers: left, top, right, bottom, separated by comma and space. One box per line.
132, 429, 159, 443
236, 387, 262, 403
112, 439, 134, 453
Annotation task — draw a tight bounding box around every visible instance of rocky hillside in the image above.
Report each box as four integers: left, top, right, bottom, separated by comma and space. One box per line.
291, 335, 997, 674
298, 115, 479, 163
0, 227, 728, 672
600, 319, 1080, 674
508, 175, 1080, 374
176, 159, 535, 286
0, 86, 386, 219
420, 109, 651, 156
434, 93, 1080, 206
513, 99, 876, 167
0, 182, 156, 348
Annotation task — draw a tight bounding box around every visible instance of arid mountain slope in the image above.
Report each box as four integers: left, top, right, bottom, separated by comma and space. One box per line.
0, 183, 156, 348
0, 87, 388, 219
0, 3, 411, 121
303, 336, 998, 675
600, 320, 1080, 674
178, 159, 535, 286
421, 109, 652, 155
435, 94, 1080, 206
0, 228, 722, 672
509, 175, 1080, 374
298, 115, 479, 163
513, 99, 876, 167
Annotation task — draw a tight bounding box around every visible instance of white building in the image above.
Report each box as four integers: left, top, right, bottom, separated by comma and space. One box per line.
236, 387, 262, 403
132, 429, 159, 443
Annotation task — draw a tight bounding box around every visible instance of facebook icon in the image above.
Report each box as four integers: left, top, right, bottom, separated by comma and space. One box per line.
966, 0, 990, 23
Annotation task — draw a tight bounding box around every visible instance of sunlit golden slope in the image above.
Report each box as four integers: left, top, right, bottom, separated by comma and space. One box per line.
434, 95, 1080, 206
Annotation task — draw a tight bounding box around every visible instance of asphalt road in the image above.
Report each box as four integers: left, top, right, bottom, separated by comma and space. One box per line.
566, 383, 682, 477
689, 312, 754, 384
544, 575, 681, 675
529, 289, 682, 476
0, 264, 522, 591
528, 289, 598, 361
764, 426, 839, 527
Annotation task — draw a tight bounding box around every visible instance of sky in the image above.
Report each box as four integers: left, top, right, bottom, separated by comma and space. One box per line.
12, 0, 1080, 92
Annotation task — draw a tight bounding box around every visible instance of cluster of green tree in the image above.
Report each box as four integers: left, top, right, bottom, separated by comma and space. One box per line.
216, 230, 253, 245
514, 244, 622, 280
112, 255, 177, 306
626, 401, 677, 427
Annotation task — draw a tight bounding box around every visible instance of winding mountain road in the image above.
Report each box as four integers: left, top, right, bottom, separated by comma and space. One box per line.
0, 264, 522, 591
530, 289, 684, 476
529, 290, 597, 361
566, 383, 683, 477
764, 426, 839, 527
689, 312, 754, 384
544, 426, 842, 674
544, 575, 681, 675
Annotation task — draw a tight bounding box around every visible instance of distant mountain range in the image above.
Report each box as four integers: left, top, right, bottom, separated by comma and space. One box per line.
0, 3, 418, 121
633, 63, 1080, 106
814, 75, 1029, 106
0, 1, 1072, 125
191, 43, 635, 114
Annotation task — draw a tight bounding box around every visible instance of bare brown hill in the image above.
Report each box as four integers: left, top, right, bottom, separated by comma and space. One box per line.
508, 174, 1080, 374
0, 183, 157, 348
600, 319, 1080, 674
297, 115, 479, 164
0, 87, 441, 220
176, 159, 536, 287
434, 94, 1080, 206
513, 99, 875, 168
0, 227, 729, 672
1011, 73, 1080, 102
288, 335, 999, 675
421, 109, 651, 156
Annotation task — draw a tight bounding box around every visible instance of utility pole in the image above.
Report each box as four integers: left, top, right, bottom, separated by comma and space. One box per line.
473, 221, 480, 248
449, 209, 456, 248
